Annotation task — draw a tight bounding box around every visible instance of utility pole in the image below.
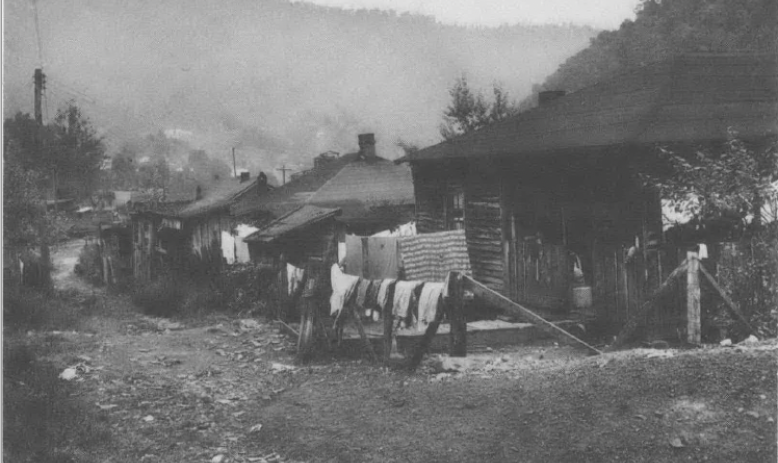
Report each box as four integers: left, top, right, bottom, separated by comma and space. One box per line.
232, 147, 237, 178
276, 164, 292, 186
34, 67, 52, 289
34, 68, 45, 125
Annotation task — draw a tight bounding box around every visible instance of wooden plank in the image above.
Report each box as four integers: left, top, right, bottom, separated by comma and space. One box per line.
463, 274, 603, 355
612, 259, 688, 347
382, 283, 396, 365
699, 263, 755, 335
687, 252, 701, 345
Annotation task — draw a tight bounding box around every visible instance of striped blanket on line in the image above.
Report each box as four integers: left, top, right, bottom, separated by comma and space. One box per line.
399, 230, 472, 282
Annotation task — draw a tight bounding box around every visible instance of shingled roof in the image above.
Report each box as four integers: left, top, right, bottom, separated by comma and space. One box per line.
307, 158, 414, 222
405, 54, 777, 163
232, 152, 360, 218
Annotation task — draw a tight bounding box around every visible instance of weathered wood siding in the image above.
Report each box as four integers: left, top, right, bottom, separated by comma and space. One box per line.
411, 161, 467, 233
464, 165, 504, 294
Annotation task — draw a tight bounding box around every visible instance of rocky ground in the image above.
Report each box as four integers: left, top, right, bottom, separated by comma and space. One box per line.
3, 241, 776, 462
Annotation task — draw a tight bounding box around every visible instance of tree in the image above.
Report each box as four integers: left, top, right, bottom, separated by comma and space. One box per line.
440, 76, 518, 140
648, 132, 778, 234
51, 103, 106, 199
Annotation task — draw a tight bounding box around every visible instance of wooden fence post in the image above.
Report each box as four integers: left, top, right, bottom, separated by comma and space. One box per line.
448, 272, 467, 357
686, 251, 701, 345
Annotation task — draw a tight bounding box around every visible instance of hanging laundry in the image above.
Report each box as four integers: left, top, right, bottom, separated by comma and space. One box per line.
343, 234, 363, 276
399, 230, 471, 281
355, 279, 372, 308
364, 279, 382, 309
221, 231, 236, 264
287, 263, 305, 296
417, 282, 445, 327
392, 281, 424, 320
329, 264, 360, 316
365, 237, 399, 279
377, 279, 397, 311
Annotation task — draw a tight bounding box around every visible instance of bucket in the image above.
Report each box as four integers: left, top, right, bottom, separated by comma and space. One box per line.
572, 286, 592, 309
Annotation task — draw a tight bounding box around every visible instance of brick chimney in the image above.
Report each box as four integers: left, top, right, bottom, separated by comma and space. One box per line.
240, 171, 250, 183
358, 133, 376, 160
538, 90, 566, 107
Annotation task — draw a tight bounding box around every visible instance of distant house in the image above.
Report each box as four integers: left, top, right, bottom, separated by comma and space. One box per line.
401, 54, 777, 329
130, 172, 272, 281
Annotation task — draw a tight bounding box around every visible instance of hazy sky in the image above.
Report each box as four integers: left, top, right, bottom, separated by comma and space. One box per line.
2, 0, 634, 178
294, 0, 640, 29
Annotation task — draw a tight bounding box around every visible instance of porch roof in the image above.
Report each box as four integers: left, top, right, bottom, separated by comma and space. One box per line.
243, 205, 341, 243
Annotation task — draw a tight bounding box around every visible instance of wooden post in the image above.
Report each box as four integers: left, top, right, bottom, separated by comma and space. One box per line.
351, 303, 379, 363
448, 272, 467, 357
382, 284, 395, 365
686, 251, 701, 345
277, 254, 288, 321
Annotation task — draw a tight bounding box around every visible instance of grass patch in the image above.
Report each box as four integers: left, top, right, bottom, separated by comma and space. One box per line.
3, 340, 113, 463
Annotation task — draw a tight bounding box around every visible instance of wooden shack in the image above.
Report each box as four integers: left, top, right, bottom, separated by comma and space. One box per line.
402, 53, 777, 335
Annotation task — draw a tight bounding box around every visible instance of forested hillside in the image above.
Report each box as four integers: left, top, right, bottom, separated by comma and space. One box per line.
523, 0, 777, 107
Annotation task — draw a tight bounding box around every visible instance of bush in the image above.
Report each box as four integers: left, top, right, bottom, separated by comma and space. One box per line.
213, 263, 278, 316
714, 229, 778, 339
130, 276, 185, 317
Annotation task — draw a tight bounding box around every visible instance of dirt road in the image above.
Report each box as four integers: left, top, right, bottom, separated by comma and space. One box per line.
9, 253, 778, 462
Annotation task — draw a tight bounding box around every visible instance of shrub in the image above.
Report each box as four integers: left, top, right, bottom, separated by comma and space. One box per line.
714, 229, 778, 339
3, 289, 83, 332
4, 341, 112, 462
213, 263, 279, 316
130, 276, 185, 317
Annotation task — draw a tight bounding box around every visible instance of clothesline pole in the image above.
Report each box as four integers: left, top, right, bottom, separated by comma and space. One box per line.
448, 272, 467, 357
407, 297, 445, 371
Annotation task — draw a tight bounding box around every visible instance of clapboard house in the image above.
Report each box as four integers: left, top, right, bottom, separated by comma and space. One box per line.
402, 54, 777, 330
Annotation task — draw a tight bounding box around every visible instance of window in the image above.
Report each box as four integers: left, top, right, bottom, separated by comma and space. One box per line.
446, 188, 465, 230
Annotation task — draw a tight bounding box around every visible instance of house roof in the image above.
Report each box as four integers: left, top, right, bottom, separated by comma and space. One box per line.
243, 205, 341, 243
404, 54, 778, 163
307, 158, 414, 221
176, 178, 258, 218
231, 152, 360, 217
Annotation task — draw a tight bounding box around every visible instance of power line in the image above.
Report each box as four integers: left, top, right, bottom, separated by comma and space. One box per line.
29, 0, 44, 67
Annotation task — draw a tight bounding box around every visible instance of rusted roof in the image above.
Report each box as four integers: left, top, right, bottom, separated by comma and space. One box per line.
243, 205, 341, 243
404, 54, 778, 163
307, 159, 414, 221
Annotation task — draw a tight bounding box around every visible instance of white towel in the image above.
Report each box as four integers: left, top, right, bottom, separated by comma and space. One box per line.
392, 281, 423, 319
417, 282, 445, 326
329, 264, 360, 316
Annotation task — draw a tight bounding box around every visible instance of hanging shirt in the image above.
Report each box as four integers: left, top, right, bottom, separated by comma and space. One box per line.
392, 281, 424, 320
329, 264, 360, 316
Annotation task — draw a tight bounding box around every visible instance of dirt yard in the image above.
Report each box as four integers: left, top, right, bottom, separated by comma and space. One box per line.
4, 244, 777, 462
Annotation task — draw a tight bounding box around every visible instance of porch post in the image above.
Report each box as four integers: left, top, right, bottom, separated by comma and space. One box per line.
686, 251, 701, 345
